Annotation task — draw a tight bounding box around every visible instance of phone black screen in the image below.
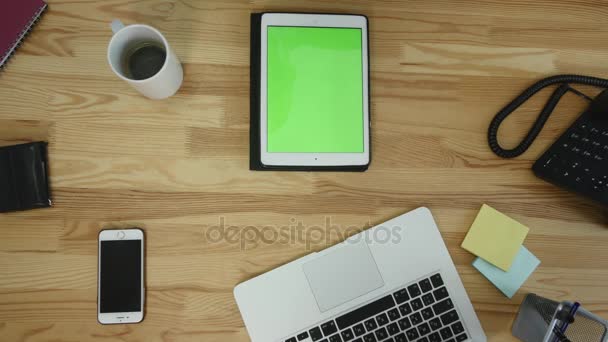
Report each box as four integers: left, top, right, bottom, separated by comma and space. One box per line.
99, 240, 142, 313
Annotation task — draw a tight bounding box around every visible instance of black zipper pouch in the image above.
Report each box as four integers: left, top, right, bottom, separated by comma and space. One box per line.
0, 142, 51, 213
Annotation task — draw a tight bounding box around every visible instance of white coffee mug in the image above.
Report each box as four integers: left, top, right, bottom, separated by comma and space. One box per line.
107, 20, 183, 99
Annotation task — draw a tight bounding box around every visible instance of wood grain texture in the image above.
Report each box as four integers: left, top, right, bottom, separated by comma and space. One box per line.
1, 0, 608, 341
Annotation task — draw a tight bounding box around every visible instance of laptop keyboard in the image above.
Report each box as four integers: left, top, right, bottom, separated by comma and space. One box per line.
284, 273, 469, 342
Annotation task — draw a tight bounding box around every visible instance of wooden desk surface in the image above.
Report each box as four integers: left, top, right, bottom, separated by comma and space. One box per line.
1, 0, 607, 340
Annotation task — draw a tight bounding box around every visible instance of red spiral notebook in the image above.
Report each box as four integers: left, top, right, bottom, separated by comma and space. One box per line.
0, 0, 47, 69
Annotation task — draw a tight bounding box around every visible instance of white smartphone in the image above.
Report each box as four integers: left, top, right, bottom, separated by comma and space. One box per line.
97, 228, 145, 324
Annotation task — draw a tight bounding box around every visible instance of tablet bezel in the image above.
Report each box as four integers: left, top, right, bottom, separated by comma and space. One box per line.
260, 13, 370, 167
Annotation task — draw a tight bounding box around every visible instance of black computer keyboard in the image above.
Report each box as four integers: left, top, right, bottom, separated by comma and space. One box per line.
284, 273, 469, 342
533, 92, 608, 206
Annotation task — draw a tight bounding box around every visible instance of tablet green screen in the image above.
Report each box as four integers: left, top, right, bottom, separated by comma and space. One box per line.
267, 26, 364, 153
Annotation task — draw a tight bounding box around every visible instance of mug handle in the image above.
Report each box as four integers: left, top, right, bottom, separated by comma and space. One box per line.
110, 19, 125, 35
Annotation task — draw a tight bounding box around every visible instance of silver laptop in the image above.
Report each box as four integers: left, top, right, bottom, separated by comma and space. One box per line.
234, 207, 486, 342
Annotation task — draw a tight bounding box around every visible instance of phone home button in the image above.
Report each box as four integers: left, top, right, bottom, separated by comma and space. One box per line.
116, 231, 125, 239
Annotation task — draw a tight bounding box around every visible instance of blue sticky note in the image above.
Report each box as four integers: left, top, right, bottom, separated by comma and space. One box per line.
472, 246, 540, 298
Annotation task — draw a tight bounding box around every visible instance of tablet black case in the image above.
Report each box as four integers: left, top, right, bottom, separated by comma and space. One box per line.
250, 12, 371, 171
0, 141, 51, 213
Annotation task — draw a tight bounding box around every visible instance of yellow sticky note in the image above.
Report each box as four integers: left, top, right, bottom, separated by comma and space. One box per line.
461, 204, 529, 271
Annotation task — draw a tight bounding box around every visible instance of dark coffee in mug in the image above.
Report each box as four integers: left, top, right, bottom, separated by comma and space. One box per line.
120, 41, 166, 80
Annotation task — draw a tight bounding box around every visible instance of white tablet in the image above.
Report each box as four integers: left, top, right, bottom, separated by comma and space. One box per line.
260, 13, 370, 168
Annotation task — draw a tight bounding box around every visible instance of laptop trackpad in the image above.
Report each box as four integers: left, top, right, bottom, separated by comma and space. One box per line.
303, 240, 384, 312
